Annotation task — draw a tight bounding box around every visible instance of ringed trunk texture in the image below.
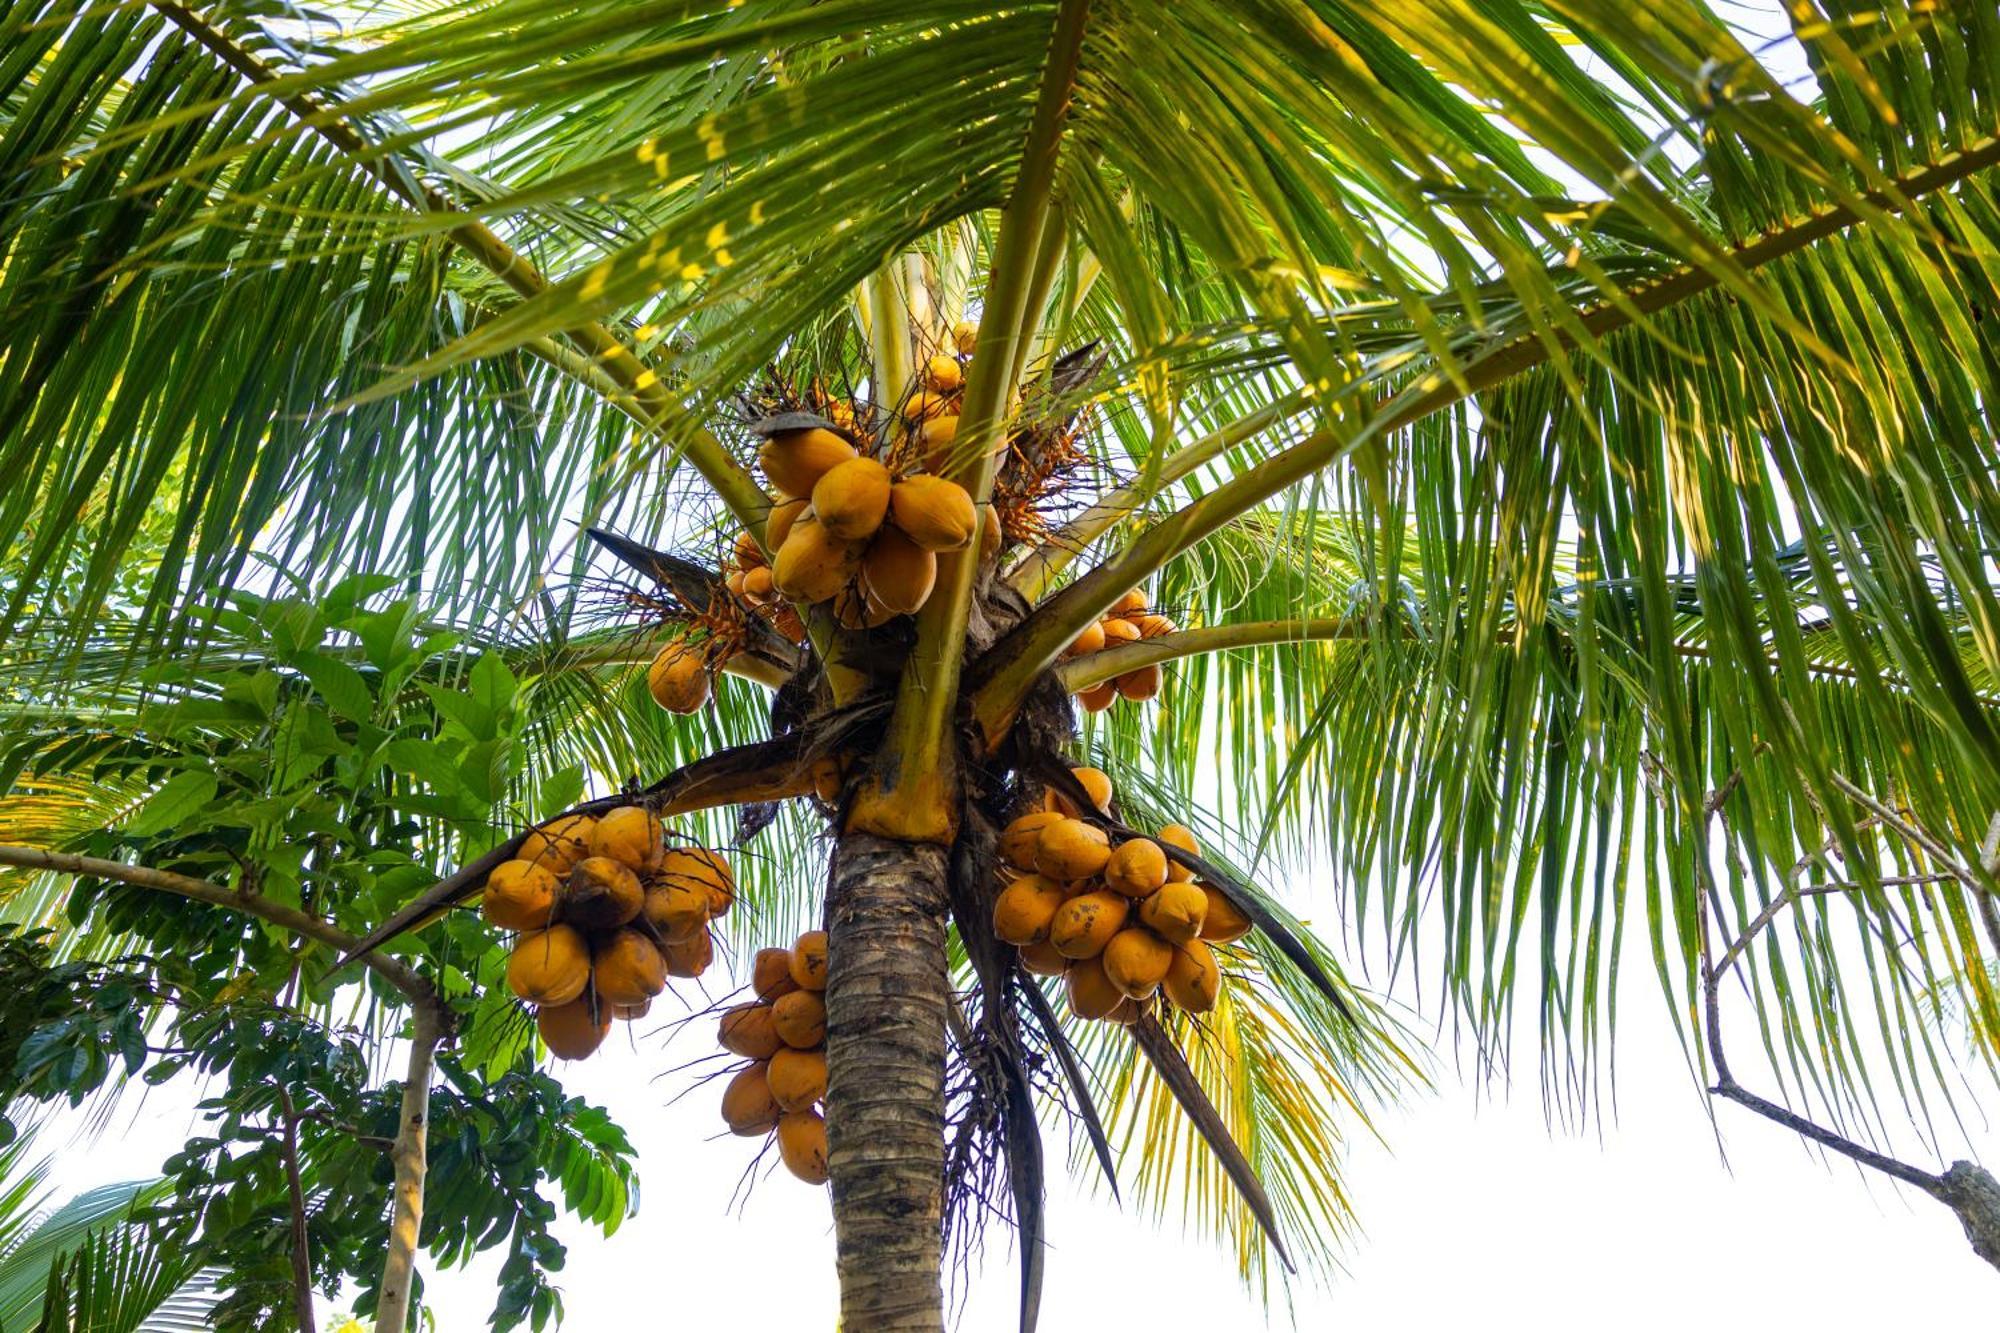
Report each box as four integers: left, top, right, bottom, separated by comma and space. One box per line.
825, 831, 953, 1331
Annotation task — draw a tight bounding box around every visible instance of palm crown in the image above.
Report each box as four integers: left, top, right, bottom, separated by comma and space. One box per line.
4, 0, 2000, 1326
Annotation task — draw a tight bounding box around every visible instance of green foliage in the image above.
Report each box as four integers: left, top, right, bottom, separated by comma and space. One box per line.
0, 587, 647, 1330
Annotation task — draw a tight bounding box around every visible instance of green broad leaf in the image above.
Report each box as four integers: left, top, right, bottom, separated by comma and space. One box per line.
124, 772, 219, 838
323, 572, 402, 626
537, 765, 585, 821
355, 600, 422, 672
256, 597, 324, 656
457, 739, 512, 805
383, 738, 465, 788
421, 683, 496, 743
294, 651, 375, 721
469, 652, 518, 716
219, 671, 281, 720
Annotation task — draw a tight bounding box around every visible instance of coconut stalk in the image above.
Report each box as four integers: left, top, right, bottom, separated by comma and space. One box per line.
848, 0, 1092, 842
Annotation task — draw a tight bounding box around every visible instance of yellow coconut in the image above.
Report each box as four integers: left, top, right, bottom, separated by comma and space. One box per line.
812, 456, 893, 541
506, 926, 591, 1006
719, 1002, 783, 1060
592, 929, 667, 1007
1103, 837, 1168, 899
951, 320, 979, 356
922, 354, 963, 394
1114, 665, 1162, 701
722, 1061, 782, 1136
753, 947, 799, 999
772, 990, 827, 1049
1019, 937, 1069, 976
1045, 767, 1112, 817
1077, 682, 1117, 713
992, 875, 1068, 946
642, 880, 710, 943
1065, 955, 1126, 1019
1110, 589, 1149, 617
759, 427, 857, 500
1101, 927, 1173, 999
1138, 879, 1208, 944
1156, 824, 1200, 882
659, 847, 735, 918
917, 414, 959, 469
904, 389, 951, 422
979, 503, 1003, 561
743, 565, 775, 602
789, 930, 829, 992
767, 1046, 829, 1112
725, 569, 747, 599
1049, 891, 1129, 960
1000, 811, 1064, 871
766, 497, 809, 551
662, 929, 714, 978
733, 527, 765, 572
1199, 883, 1253, 943
648, 640, 711, 714
563, 856, 644, 930
610, 998, 651, 1022
589, 805, 665, 871
1099, 616, 1141, 645
888, 475, 977, 552
1133, 612, 1176, 639
1035, 817, 1111, 882
482, 860, 559, 932
773, 513, 865, 605
860, 524, 938, 615
537, 998, 611, 1060
777, 1110, 830, 1184
1065, 621, 1107, 657
1163, 938, 1222, 1013
517, 815, 596, 875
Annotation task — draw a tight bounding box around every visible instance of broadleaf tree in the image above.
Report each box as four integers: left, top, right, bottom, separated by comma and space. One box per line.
5, 0, 2000, 1327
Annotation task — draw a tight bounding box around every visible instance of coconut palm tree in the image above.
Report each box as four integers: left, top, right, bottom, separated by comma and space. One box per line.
6, 0, 2000, 1327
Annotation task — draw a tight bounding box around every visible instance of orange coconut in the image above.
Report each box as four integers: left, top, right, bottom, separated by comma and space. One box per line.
482, 859, 559, 932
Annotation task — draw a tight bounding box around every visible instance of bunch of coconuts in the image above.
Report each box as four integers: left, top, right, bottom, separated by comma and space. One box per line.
716, 932, 832, 1185
645, 327, 1010, 716
491, 806, 734, 1058
993, 767, 1247, 1024
1062, 589, 1179, 711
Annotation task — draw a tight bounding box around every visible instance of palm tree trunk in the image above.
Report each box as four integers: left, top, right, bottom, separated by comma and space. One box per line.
824, 831, 952, 1331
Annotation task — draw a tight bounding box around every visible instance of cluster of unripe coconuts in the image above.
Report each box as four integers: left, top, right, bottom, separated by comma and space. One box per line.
715, 933, 832, 1185
490, 806, 733, 1058
995, 767, 1247, 1023
648, 331, 995, 715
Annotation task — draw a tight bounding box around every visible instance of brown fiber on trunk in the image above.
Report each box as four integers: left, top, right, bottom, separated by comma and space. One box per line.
824, 831, 952, 1331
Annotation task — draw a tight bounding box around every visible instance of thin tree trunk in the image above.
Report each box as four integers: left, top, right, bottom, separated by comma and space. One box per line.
824, 831, 952, 1331
375, 1003, 443, 1332
275, 1086, 319, 1333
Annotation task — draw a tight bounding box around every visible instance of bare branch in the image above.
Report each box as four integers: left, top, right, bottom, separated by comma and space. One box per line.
0, 844, 434, 1006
